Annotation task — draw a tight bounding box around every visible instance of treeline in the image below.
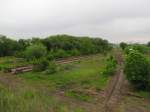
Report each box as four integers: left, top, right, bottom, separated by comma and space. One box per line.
0, 35, 112, 59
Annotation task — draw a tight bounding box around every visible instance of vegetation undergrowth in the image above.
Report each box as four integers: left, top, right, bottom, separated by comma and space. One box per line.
0, 54, 111, 112
124, 50, 150, 90
0, 83, 53, 112
20, 54, 109, 91
64, 90, 92, 102
122, 44, 150, 102
0, 82, 87, 112
102, 55, 117, 76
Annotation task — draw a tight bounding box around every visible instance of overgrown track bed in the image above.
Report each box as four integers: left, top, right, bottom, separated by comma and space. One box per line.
104, 68, 124, 112
0, 54, 109, 112
8, 54, 100, 74
103, 51, 125, 112
55, 54, 100, 64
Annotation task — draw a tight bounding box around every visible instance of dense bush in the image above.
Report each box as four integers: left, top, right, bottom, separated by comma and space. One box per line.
33, 58, 49, 72
124, 50, 150, 90
33, 58, 58, 74
47, 52, 55, 60
25, 44, 47, 60
47, 49, 81, 60
67, 49, 80, 56
51, 49, 70, 59
43, 62, 57, 74
102, 56, 117, 76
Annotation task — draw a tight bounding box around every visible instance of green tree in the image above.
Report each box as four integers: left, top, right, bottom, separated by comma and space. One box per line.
18, 39, 31, 50
124, 50, 150, 90
0, 34, 112, 58
0, 36, 19, 56
42, 34, 112, 55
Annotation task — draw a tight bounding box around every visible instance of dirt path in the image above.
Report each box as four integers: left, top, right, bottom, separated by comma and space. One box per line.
103, 51, 125, 112
104, 68, 125, 112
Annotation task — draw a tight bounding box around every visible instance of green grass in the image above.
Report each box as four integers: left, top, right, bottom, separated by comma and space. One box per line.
20, 54, 109, 91
116, 96, 150, 112
0, 54, 111, 112
0, 83, 51, 112
65, 90, 92, 101
0, 82, 87, 112
0, 56, 31, 71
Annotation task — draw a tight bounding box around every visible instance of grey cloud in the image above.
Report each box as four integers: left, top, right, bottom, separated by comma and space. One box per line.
0, 0, 150, 42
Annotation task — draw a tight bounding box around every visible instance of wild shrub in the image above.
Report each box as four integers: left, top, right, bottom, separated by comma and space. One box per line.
25, 43, 47, 60
33, 58, 58, 74
102, 56, 117, 76
68, 49, 80, 56
47, 49, 81, 61
124, 50, 150, 90
47, 52, 55, 60
33, 58, 49, 72
43, 62, 57, 74
49, 49, 70, 59
14, 51, 25, 58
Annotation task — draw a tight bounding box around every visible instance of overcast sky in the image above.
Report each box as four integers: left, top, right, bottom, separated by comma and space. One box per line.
0, 0, 150, 43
